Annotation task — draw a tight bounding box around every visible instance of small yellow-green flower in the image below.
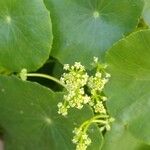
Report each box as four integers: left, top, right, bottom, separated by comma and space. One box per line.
58, 57, 114, 150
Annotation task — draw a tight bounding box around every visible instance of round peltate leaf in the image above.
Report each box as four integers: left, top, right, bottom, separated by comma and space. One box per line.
0, 0, 53, 72
0, 76, 102, 150
105, 30, 150, 145
44, 0, 143, 66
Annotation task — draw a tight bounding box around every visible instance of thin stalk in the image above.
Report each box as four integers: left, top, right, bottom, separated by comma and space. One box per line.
91, 119, 107, 124
27, 73, 66, 88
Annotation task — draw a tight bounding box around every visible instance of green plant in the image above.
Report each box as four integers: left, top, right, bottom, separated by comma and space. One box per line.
0, 0, 150, 150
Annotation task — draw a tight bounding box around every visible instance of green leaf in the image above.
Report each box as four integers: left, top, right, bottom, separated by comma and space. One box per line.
0, 76, 102, 150
44, 0, 143, 67
102, 120, 150, 150
143, 0, 150, 26
0, 0, 53, 72
104, 30, 150, 147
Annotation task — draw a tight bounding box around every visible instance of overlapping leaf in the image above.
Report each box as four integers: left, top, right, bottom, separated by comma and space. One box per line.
0, 76, 102, 150
103, 30, 150, 149
0, 0, 53, 72
102, 120, 150, 150
143, 0, 150, 26
44, 0, 143, 67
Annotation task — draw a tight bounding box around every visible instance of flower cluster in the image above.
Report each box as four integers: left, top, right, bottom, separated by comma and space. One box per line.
72, 115, 114, 150
94, 101, 106, 114
19, 68, 27, 81
58, 57, 114, 150
58, 58, 110, 116
72, 127, 91, 150
58, 62, 90, 116
87, 71, 111, 114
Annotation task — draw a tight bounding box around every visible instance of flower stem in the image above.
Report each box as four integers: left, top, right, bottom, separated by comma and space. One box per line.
93, 114, 109, 119
27, 73, 66, 88
91, 119, 107, 124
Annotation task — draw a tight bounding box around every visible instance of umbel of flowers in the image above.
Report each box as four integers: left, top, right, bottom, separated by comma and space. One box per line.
58, 57, 114, 150
19, 57, 114, 150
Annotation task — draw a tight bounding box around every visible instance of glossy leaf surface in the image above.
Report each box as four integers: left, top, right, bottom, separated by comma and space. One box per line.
0, 0, 53, 72
0, 76, 102, 150
44, 0, 143, 66
103, 30, 150, 149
